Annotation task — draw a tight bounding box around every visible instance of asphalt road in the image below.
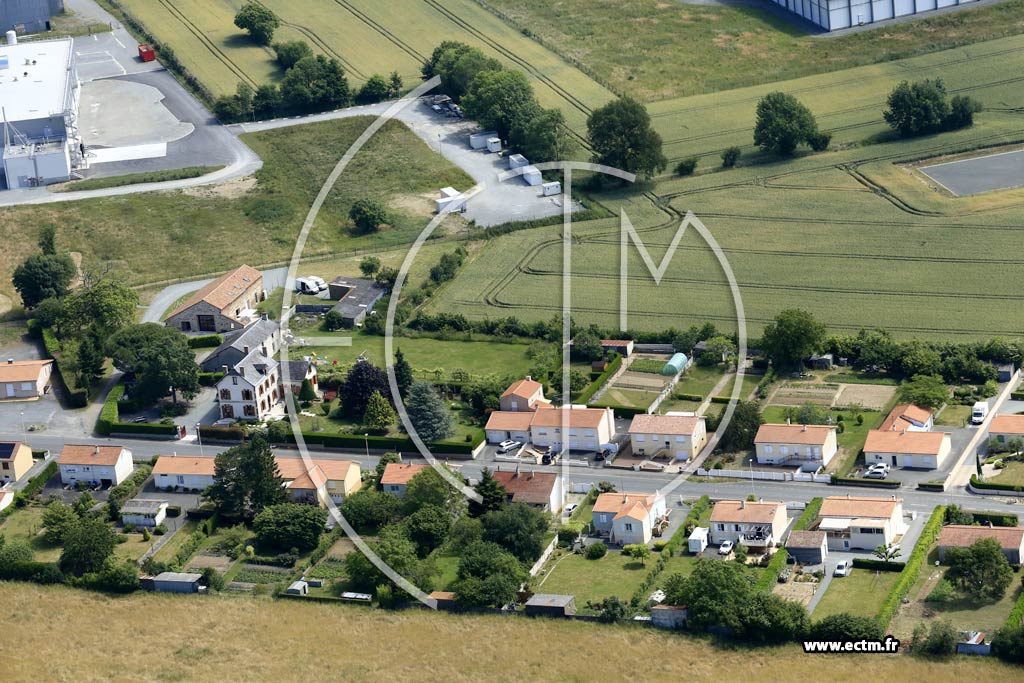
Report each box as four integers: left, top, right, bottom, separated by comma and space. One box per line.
8, 430, 1020, 522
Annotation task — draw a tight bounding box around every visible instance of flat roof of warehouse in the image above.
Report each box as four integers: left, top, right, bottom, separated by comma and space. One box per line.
0, 38, 75, 123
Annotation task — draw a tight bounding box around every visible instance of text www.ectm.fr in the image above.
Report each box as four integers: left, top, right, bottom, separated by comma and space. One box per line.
802, 637, 901, 654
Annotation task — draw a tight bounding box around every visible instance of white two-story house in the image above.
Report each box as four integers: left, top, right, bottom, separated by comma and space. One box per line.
58, 444, 133, 487
216, 353, 282, 422
815, 495, 905, 551
709, 500, 788, 549
591, 492, 667, 545
628, 413, 707, 462
754, 423, 838, 467
529, 406, 614, 452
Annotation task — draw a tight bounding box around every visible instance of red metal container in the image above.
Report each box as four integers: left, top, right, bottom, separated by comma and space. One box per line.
138, 44, 155, 62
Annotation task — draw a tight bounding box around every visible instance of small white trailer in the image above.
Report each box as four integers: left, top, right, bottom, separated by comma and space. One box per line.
486, 137, 502, 153
508, 153, 529, 169
522, 165, 543, 186
541, 181, 561, 196
469, 131, 499, 149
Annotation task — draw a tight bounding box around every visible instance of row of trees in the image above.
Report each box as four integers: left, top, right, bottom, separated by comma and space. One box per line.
424, 42, 574, 164
14, 227, 198, 405
339, 463, 548, 607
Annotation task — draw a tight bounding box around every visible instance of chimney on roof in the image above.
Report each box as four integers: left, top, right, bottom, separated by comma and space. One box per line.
786, 417, 791, 425
740, 500, 745, 509
261, 313, 268, 321
529, 470, 535, 479
222, 365, 229, 375
802, 424, 807, 432
6, 358, 13, 364
514, 462, 520, 478
243, 346, 249, 354
525, 375, 532, 381
901, 428, 906, 436
94, 446, 100, 456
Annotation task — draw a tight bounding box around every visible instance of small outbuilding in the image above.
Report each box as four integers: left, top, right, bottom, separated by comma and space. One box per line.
785, 530, 829, 565
807, 353, 834, 370
651, 605, 688, 630
662, 353, 687, 376
525, 593, 576, 618
688, 526, 709, 554
286, 580, 309, 596
957, 631, 991, 656
508, 153, 529, 169
486, 137, 502, 153
469, 131, 498, 149
120, 499, 168, 528
542, 181, 561, 196
429, 591, 459, 611
152, 572, 204, 594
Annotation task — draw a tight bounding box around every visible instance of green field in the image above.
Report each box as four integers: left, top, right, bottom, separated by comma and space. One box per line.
536, 550, 651, 606
813, 569, 902, 620
425, 35, 1024, 340
1, 117, 470, 305
113, 0, 615, 133
485, 0, 1024, 101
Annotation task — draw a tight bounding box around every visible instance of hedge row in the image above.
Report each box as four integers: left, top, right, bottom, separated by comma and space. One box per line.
832, 475, 901, 489
875, 505, 945, 629
916, 481, 946, 492
97, 383, 178, 437
198, 371, 225, 387
187, 334, 222, 349
268, 429, 484, 455
0, 561, 64, 585
33, 321, 88, 408
575, 352, 622, 404
967, 510, 1019, 527
1001, 581, 1024, 631
852, 557, 905, 572
108, 465, 154, 509
199, 425, 245, 442
21, 461, 58, 499
709, 396, 731, 405
1011, 391, 1024, 401
675, 392, 703, 402
971, 474, 1024, 493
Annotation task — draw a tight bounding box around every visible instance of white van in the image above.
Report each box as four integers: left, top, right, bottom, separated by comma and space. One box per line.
971, 401, 989, 425
294, 277, 320, 295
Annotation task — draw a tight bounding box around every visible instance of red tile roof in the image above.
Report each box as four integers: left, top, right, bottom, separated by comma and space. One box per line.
530, 407, 609, 429
990, 414, 1024, 435
485, 411, 535, 431
938, 525, 1024, 551
59, 444, 127, 466
880, 404, 933, 432
166, 265, 261, 319
629, 413, 703, 436
501, 378, 542, 400
492, 469, 558, 506
864, 429, 947, 455
0, 359, 52, 383
710, 500, 785, 524
380, 463, 427, 486
153, 455, 215, 476
818, 496, 901, 519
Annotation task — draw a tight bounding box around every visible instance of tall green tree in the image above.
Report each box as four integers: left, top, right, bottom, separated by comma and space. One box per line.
12, 253, 76, 308
272, 40, 311, 69
462, 69, 540, 140
280, 55, 350, 113
946, 538, 1013, 598
753, 92, 819, 155
73, 327, 106, 388
41, 500, 79, 545
883, 79, 949, 137
662, 559, 753, 630
37, 224, 57, 255
360, 256, 382, 278
896, 374, 949, 410
393, 348, 414, 398
405, 381, 454, 443
234, 2, 279, 45
403, 467, 460, 517
570, 328, 604, 362
207, 436, 286, 519
737, 591, 810, 643
433, 44, 502, 100
106, 323, 199, 405
469, 467, 508, 517
761, 308, 826, 370
59, 516, 116, 576
252, 503, 327, 552
340, 360, 391, 417
357, 74, 391, 104
481, 502, 548, 563
587, 96, 666, 180
406, 503, 452, 557
363, 389, 397, 433
60, 276, 139, 336
718, 400, 764, 452
510, 107, 575, 163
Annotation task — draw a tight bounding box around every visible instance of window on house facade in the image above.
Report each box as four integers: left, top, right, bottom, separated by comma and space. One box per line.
244, 405, 256, 417
232, 377, 238, 386
21, 382, 33, 391
716, 523, 725, 531
624, 523, 633, 532
779, 446, 789, 455
220, 389, 231, 400
636, 434, 645, 442
734, 524, 742, 531
242, 390, 254, 401
764, 445, 773, 455
177, 476, 184, 485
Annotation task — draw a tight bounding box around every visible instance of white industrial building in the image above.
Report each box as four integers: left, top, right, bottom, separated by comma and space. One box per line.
0, 35, 80, 189
768, 0, 981, 31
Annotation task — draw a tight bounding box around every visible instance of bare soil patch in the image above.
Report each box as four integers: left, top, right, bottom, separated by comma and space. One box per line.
834, 383, 897, 410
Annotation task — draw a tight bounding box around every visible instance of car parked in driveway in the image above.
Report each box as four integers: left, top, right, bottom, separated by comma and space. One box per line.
718, 540, 734, 556
834, 560, 852, 577
496, 441, 522, 455
864, 463, 889, 479
563, 503, 578, 517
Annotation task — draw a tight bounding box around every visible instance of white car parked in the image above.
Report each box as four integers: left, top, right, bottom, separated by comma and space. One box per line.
496, 440, 522, 454
718, 540, 734, 556
833, 560, 853, 577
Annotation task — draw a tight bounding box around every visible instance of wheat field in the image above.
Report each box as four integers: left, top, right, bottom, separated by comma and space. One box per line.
0, 584, 1019, 682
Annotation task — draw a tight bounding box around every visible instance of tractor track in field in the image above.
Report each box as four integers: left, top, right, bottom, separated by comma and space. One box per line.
252, 0, 367, 79
154, 0, 257, 88
330, 0, 426, 63
649, 42, 1024, 122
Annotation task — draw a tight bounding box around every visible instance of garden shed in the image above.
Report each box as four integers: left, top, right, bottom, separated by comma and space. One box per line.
661, 353, 687, 375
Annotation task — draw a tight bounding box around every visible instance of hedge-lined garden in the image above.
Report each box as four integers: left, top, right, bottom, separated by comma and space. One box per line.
875, 505, 945, 628
96, 383, 178, 437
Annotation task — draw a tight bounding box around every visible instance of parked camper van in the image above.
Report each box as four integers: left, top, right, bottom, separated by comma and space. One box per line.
971, 401, 989, 425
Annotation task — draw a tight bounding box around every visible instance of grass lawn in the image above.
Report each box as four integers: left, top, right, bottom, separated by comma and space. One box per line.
988, 460, 1024, 486
935, 403, 972, 428
0, 117, 471, 304
674, 365, 727, 398
813, 569, 902, 620
300, 331, 544, 381
536, 550, 651, 606
656, 399, 703, 414
890, 553, 1023, 638
825, 371, 901, 386
592, 387, 657, 409
0, 505, 62, 562
113, 533, 157, 563
433, 554, 460, 591
53, 166, 222, 192
151, 520, 201, 565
